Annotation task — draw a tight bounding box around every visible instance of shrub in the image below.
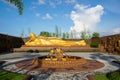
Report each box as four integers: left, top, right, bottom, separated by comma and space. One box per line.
90, 42, 99, 48
27, 49, 33, 53
94, 71, 120, 80
34, 49, 39, 53
107, 71, 120, 80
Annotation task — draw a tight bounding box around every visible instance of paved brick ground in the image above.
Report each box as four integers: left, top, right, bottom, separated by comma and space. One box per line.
1, 52, 120, 80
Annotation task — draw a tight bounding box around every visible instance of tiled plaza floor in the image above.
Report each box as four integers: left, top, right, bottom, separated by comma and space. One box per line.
0, 52, 120, 80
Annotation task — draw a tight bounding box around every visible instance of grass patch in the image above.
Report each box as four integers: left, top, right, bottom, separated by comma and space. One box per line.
94, 74, 108, 80
94, 71, 120, 80
0, 70, 27, 80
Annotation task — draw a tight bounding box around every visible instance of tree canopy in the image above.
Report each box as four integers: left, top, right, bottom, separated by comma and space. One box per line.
40, 31, 51, 37
92, 32, 100, 38
5, 0, 23, 15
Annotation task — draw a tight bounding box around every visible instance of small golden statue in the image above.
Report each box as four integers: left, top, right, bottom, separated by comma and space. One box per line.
31, 48, 87, 68
25, 32, 86, 46
49, 48, 64, 61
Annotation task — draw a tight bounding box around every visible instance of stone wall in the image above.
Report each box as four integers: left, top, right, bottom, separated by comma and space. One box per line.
91, 37, 100, 43
91, 34, 120, 54
0, 33, 24, 53
100, 34, 120, 54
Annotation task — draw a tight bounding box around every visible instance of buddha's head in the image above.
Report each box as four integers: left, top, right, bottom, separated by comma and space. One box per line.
30, 32, 36, 41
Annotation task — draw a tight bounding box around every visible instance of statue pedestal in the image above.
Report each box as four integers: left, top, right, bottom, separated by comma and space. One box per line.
13, 46, 100, 52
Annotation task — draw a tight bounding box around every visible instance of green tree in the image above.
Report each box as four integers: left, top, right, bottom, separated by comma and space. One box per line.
92, 32, 100, 38
70, 31, 74, 39
51, 33, 56, 37
87, 31, 92, 39
81, 31, 86, 40
55, 25, 59, 37
5, 0, 23, 15
80, 28, 92, 40
85, 30, 92, 45
40, 31, 51, 37
62, 32, 66, 39
59, 27, 62, 38
66, 32, 69, 39
70, 29, 76, 39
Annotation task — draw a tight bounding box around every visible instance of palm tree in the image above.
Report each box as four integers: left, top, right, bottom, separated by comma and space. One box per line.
5, 0, 23, 15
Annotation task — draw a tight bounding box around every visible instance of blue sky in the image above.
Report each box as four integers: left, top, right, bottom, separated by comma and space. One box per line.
0, 0, 120, 37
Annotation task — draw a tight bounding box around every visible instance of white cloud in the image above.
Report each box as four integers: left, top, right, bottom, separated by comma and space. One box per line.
49, 0, 62, 8
49, 2, 56, 8
33, 0, 62, 8
70, 4, 104, 33
38, 0, 45, 4
63, 14, 70, 18
42, 13, 53, 19
65, 0, 77, 4
112, 27, 120, 34
35, 13, 40, 17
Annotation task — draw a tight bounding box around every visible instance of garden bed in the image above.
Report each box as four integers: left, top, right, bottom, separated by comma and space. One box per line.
0, 70, 32, 80
87, 70, 120, 80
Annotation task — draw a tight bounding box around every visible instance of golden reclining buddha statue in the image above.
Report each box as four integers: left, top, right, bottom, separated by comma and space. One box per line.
25, 32, 86, 47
